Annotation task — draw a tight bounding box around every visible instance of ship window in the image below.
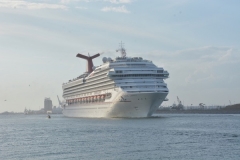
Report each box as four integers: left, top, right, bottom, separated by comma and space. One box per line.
110, 74, 166, 78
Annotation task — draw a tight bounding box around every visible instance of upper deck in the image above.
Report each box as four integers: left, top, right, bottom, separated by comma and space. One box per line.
62, 43, 169, 89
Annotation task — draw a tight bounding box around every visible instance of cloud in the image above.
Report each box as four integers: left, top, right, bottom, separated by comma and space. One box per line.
171, 46, 240, 84
101, 5, 129, 13
104, 0, 133, 4
171, 46, 237, 62
218, 48, 232, 61
145, 46, 240, 85
0, 1, 67, 10
75, 6, 88, 9
60, 0, 90, 4
185, 63, 216, 84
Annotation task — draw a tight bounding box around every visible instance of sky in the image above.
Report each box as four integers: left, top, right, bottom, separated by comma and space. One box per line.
0, 0, 240, 112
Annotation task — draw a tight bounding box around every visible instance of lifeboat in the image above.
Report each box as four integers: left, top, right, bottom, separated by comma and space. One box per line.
89, 97, 91, 102
100, 95, 103, 101
88, 97, 91, 103
91, 97, 94, 102
94, 96, 97, 102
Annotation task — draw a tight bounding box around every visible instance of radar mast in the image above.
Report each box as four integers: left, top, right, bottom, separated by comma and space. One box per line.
116, 41, 126, 58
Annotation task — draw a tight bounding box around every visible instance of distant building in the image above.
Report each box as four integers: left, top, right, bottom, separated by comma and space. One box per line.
44, 98, 52, 113
52, 106, 63, 114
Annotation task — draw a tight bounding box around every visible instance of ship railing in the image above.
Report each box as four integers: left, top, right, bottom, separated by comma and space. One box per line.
63, 73, 89, 85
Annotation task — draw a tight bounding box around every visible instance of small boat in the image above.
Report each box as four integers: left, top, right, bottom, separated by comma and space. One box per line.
48, 115, 51, 119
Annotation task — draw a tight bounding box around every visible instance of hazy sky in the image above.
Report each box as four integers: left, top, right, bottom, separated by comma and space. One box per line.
0, 0, 240, 112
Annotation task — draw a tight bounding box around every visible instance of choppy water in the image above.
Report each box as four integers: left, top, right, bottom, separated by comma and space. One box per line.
1, 114, 240, 160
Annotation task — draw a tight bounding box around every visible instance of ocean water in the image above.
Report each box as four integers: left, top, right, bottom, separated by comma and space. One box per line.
1, 114, 240, 160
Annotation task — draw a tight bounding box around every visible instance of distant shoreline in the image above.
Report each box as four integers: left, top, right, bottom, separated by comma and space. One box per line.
155, 109, 240, 114
2, 104, 240, 115
156, 103, 240, 114
0, 112, 23, 115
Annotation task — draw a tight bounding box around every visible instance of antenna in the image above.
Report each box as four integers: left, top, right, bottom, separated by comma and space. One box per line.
116, 41, 126, 57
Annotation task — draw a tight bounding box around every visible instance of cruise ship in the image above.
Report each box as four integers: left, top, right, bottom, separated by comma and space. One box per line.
61, 44, 169, 118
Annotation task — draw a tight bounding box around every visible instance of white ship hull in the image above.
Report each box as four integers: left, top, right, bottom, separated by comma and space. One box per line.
62, 92, 167, 118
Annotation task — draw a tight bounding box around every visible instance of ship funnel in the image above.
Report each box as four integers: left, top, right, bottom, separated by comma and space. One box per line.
76, 53, 100, 73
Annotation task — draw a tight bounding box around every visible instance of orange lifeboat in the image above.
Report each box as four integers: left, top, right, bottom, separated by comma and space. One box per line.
87, 97, 89, 102
91, 97, 94, 102
94, 96, 97, 102
89, 97, 91, 102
